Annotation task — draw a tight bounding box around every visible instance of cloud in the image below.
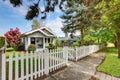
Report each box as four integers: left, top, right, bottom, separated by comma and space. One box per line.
1, 1, 27, 15
46, 17, 65, 37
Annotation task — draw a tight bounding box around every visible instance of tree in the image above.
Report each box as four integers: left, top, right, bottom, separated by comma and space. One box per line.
61, 0, 100, 46
0, 36, 5, 48
4, 27, 21, 49
3, 0, 66, 20
96, 0, 120, 58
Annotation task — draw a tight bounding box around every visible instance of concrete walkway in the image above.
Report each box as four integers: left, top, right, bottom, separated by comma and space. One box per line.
94, 72, 120, 80
45, 52, 105, 80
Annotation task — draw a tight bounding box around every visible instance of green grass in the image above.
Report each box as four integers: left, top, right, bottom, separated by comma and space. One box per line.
97, 47, 120, 77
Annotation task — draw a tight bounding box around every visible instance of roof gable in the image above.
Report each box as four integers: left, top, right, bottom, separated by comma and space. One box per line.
22, 27, 56, 37
40, 27, 56, 36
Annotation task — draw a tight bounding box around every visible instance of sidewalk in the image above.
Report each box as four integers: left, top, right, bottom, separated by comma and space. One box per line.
45, 52, 105, 80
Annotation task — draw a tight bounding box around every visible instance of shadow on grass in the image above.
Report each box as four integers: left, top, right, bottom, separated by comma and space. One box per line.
97, 47, 118, 53
97, 47, 120, 77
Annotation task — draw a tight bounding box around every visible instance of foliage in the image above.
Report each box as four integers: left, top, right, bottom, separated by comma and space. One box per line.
28, 44, 36, 52
3, 0, 67, 20
97, 47, 120, 76
17, 42, 25, 51
47, 43, 55, 50
0, 36, 5, 48
4, 27, 21, 50
55, 39, 61, 47
6, 47, 15, 52
95, 0, 120, 57
61, 0, 101, 45
72, 41, 80, 47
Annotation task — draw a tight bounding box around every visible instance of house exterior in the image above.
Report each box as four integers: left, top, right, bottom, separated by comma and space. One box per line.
21, 27, 56, 51
59, 36, 79, 46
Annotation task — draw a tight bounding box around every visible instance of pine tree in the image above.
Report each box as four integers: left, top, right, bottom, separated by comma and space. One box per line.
61, 0, 100, 46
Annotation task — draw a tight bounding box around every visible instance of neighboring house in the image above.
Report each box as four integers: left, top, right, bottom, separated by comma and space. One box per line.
59, 36, 79, 46
21, 27, 56, 50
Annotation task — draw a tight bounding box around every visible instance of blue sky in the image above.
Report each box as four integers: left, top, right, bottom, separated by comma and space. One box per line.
0, 0, 65, 37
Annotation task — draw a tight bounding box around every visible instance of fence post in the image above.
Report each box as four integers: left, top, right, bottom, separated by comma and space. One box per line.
44, 49, 49, 75
0, 48, 6, 80
75, 46, 78, 62
63, 47, 68, 65
0, 49, 2, 80
66, 47, 68, 65
1, 49, 6, 80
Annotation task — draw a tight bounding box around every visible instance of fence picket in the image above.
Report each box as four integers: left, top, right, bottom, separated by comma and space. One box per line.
9, 53, 13, 80
26, 52, 29, 80
34, 52, 37, 79
44, 49, 49, 75
15, 53, 18, 80
30, 52, 33, 80
21, 53, 24, 80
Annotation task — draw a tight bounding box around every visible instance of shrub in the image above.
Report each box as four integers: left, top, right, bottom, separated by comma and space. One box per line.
0, 36, 5, 48
28, 44, 36, 52
72, 41, 80, 47
47, 43, 55, 50
17, 42, 25, 51
55, 39, 61, 47
6, 47, 15, 52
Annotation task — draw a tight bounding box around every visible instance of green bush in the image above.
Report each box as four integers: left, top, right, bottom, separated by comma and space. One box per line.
28, 44, 36, 52
47, 43, 55, 50
6, 47, 15, 52
17, 42, 25, 51
55, 39, 61, 47
72, 41, 80, 47
0, 36, 5, 48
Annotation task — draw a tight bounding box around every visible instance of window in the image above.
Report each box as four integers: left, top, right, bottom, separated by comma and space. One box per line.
48, 38, 50, 43
31, 37, 35, 44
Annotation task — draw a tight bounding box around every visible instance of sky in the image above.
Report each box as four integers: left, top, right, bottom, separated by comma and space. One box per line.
0, 0, 65, 37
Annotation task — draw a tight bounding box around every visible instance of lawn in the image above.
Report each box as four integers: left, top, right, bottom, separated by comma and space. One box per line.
97, 47, 120, 77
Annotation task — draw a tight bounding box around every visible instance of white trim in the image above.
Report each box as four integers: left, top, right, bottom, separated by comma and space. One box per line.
24, 29, 48, 36
23, 28, 56, 37
40, 27, 57, 36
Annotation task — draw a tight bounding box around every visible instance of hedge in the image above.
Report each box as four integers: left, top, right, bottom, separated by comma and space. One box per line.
0, 36, 5, 48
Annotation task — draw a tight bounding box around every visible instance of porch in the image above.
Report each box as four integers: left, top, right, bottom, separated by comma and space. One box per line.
23, 37, 55, 50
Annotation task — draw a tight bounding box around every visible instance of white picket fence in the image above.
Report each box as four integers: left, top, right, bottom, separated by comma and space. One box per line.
1, 48, 68, 80
68, 44, 105, 61
1, 44, 105, 80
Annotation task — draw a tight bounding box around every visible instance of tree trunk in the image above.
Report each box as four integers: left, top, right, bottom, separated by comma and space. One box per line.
117, 32, 120, 58
98, 38, 100, 44
80, 28, 84, 46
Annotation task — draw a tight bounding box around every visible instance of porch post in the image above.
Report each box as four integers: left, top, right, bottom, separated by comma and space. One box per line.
25, 37, 30, 50
43, 38, 45, 49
